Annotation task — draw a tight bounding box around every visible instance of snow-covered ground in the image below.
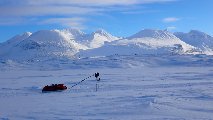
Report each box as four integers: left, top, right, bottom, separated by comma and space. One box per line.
1, 28, 213, 119
1, 55, 213, 120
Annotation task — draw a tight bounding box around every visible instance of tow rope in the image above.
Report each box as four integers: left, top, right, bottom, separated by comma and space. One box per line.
70, 72, 100, 89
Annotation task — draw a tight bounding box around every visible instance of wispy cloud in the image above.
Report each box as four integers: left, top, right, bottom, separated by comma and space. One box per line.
0, 0, 177, 29
0, 0, 177, 6
0, 17, 26, 25
163, 17, 180, 23
167, 26, 177, 31
0, 6, 102, 17
40, 17, 87, 29
121, 9, 159, 14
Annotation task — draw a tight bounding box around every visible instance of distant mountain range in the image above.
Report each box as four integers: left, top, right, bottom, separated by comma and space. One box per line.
79, 29, 197, 57
174, 30, 213, 55
0, 28, 212, 61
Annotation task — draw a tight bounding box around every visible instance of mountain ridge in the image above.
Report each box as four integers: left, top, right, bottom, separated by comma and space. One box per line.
78, 29, 199, 57
174, 30, 213, 55
0, 28, 212, 61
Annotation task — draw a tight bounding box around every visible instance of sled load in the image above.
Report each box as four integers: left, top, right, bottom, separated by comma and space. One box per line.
42, 72, 100, 92
42, 84, 67, 92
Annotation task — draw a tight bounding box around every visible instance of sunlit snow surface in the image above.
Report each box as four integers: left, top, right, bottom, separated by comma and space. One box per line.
1, 55, 213, 120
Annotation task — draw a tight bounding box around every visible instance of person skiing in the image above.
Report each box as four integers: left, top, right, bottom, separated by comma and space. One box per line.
95, 72, 100, 81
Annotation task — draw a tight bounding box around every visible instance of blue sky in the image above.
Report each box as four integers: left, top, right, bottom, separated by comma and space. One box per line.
0, 0, 212, 42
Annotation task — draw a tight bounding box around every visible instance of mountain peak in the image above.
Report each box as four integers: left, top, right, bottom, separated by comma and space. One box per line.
94, 29, 110, 36
23, 32, 32, 37
189, 30, 204, 34
174, 30, 213, 54
6, 32, 32, 44
175, 30, 212, 41
83, 29, 119, 48
188, 30, 212, 39
95, 29, 106, 32
62, 28, 85, 36
128, 29, 176, 39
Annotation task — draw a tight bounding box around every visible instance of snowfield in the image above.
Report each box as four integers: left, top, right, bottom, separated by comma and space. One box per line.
1, 29, 213, 119
1, 55, 213, 120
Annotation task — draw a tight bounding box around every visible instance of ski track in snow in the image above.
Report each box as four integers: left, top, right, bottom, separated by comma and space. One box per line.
1, 60, 213, 120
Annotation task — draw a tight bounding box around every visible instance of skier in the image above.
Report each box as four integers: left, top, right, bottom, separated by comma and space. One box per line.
94, 72, 100, 91
95, 72, 100, 81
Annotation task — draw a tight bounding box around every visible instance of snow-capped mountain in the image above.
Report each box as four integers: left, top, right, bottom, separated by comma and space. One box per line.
0, 32, 32, 48
89, 29, 120, 48
0, 32, 32, 58
128, 29, 176, 39
59, 29, 119, 49
1, 28, 212, 62
0, 29, 88, 61
126, 29, 195, 52
6, 32, 32, 44
0, 29, 120, 61
60, 28, 86, 41
78, 29, 198, 57
75, 29, 120, 48
174, 30, 213, 55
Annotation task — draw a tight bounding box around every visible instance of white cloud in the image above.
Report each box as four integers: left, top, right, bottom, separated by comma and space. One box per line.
0, 0, 177, 29
0, 0, 177, 17
0, 6, 102, 17
40, 17, 86, 29
1, 0, 176, 6
167, 26, 176, 31
163, 17, 180, 23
